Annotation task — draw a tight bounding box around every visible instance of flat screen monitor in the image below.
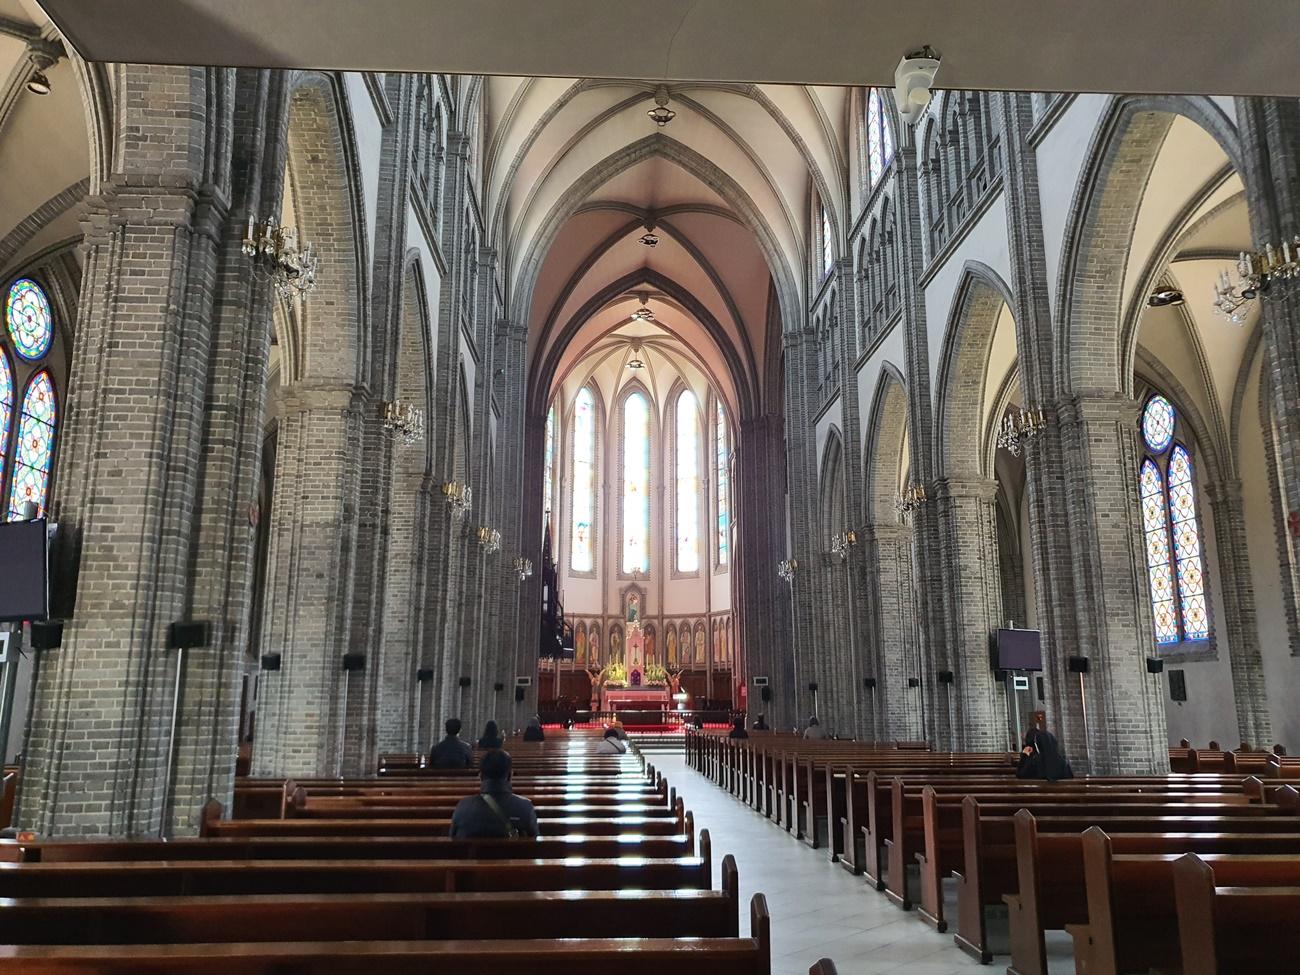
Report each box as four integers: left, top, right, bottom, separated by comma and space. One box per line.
0, 518, 49, 622
995, 627, 1042, 672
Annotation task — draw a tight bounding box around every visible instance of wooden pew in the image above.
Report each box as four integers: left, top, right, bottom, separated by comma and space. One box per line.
0, 854, 742, 943
953, 794, 1300, 963
1006, 812, 1300, 975
0, 893, 773, 975
1066, 831, 1300, 973
1173, 853, 1300, 974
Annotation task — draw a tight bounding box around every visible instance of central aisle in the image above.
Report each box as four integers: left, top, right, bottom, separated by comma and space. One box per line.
650, 752, 984, 975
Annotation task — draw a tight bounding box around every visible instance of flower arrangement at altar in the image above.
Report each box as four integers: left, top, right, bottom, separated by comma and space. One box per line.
642, 662, 668, 687
599, 661, 627, 688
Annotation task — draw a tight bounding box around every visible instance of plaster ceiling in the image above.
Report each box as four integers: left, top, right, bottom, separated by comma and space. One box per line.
38, 0, 1300, 97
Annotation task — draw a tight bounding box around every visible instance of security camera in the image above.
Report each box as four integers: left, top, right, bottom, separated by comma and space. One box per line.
894, 46, 941, 126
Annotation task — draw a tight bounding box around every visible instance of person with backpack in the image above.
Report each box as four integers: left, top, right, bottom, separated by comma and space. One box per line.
449, 749, 539, 839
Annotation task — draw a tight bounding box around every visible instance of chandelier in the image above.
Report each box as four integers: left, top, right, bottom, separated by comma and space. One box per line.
831, 530, 858, 562
477, 527, 502, 554
777, 558, 799, 583
895, 483, 928, 519
242, 216, 319, 299
995, 407, 1046, 457
380, 401, 425, 445
513, 556, 534, 582
647, 86, 676, 126
1213, 239, 1300, 325
441, 481, 472, 519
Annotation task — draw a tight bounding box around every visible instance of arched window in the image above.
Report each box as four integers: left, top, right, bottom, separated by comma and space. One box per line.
675, 390, 700, 573
1139, 394, 1209, 645
570, 388, 596, 572
7, 370, 57, 519
715, 400, 730, 566
820, 204, 834, 277
622, 391, 651, 573
543, 403, 556, 526
866, 88, 895, 189
6, 278, 54, 361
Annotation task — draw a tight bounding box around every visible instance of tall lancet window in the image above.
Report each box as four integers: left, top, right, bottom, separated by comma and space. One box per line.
866, 87, 895, 188
622, 391, 651, 573
7, 370, 57, 519
570, 388, 596, 572
0, 353, 12, 482
821, 204, 834, 277
675, 389, 700, 573
715, 400, 730, 566
1139, 394, 1209, 646
543, 404, 556, 525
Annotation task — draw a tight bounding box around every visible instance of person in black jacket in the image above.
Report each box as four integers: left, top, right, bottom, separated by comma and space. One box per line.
449, 750, 538, 839
728, 717, 749, 739
1016, 728, 1074, 781
522, 716, 545, 742
430, 718, 473, 769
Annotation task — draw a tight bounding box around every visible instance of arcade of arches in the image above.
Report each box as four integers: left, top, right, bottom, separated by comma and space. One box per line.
1, 6, 1299, 836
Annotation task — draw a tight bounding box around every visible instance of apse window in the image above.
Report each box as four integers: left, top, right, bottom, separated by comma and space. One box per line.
621, 391, 651, 574
1138, 394, 1209, 646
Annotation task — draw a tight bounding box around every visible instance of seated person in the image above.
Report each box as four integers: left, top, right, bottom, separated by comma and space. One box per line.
595, 727, 629, 754
803, 715, 827, 739
751, 713, 770, 731
728, 717, 749, 739
522, 716, 545, 742
1016, 728, 1074, 782
477, 719, 504, 749
450, 749, 538, 839
430, 717, 473, 769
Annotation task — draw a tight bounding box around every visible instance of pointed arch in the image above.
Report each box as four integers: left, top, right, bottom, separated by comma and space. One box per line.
865, 363, 909, 524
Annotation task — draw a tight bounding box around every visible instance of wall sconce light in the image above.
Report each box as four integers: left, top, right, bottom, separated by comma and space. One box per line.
777, 558, 799, 583
831, 529, 858, 561
242, 216, 319, 299
477, 526, 502, 554
996, 407, 1047, 457
513, 556, 534, 582
441, 481, 472, 519
380, 400, 425, 445
896, 483, 928, 519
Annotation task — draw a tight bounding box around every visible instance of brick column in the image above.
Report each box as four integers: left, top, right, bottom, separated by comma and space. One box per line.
861, 523, 924, 741
17, 66, 238, 836
932, 477, 1007, 750
1052, 395, 1169, 774
251, 387, 366, 776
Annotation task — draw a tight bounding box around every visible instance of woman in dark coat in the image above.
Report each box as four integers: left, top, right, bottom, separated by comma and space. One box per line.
1016, 728, 1074, 781
477, 720, 504, 749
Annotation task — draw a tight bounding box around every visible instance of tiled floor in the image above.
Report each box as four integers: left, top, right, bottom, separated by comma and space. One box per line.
651, 753, 988, 975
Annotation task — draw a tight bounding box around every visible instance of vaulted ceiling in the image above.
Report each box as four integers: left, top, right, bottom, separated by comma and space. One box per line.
484, 78, 850, 418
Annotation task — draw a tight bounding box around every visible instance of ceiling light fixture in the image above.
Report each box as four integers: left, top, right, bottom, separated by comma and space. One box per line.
647, 85, 676, 127
639, 230, 660, 247
1147, 288, 1185, 308
630, 306, 656, 322
25, 70, 51, 95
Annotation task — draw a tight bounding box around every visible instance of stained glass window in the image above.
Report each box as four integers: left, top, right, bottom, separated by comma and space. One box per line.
675, 390, 700, 573
6, 279, 53, 361
622, 392, 651, 573
715, 401, 730, 566
543, 404, 556, 525
866, 88, 896, 190
0, 353, 13, 482
1138, 395, 1209, 646
570, 388, 596, 572
821, 205, 834, 276
7, 370, 57, 520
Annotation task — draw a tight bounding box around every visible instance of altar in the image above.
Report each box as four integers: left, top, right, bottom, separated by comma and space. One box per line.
596, 612, 673, 722
601, 685, 671, 718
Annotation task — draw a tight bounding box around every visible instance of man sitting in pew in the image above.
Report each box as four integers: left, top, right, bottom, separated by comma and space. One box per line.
450, 750, 539, 839
431, 718, 474, 770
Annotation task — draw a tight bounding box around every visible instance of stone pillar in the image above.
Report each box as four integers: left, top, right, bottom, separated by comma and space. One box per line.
251, 388, 365, 777
862, 523, 925, 741
932, 477, 1006, 751
18, 65, 239, 836
1204, 479, 1273, 746
1052, 395, 1169, 774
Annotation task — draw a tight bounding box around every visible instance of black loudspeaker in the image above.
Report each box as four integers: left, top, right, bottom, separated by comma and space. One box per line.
514, 687, 526, 703
938, 670, 955, 685
493, 682, 505, 692
1067, 655, 1090, 674
416, 668, 433, 682
458, 676, 472, 688
260, 653, 282, 672
29, 620, 63, 650
1145, 657, 1165, 674
808, 682, 819, 692
168, 621, 211, 649
907, 677, 920, 688
760, 686, 772, 702
863, 677, 877, 690
1168, 669, 1188, 702
1036, 676, 1046, 701
342, 653, 366, 672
